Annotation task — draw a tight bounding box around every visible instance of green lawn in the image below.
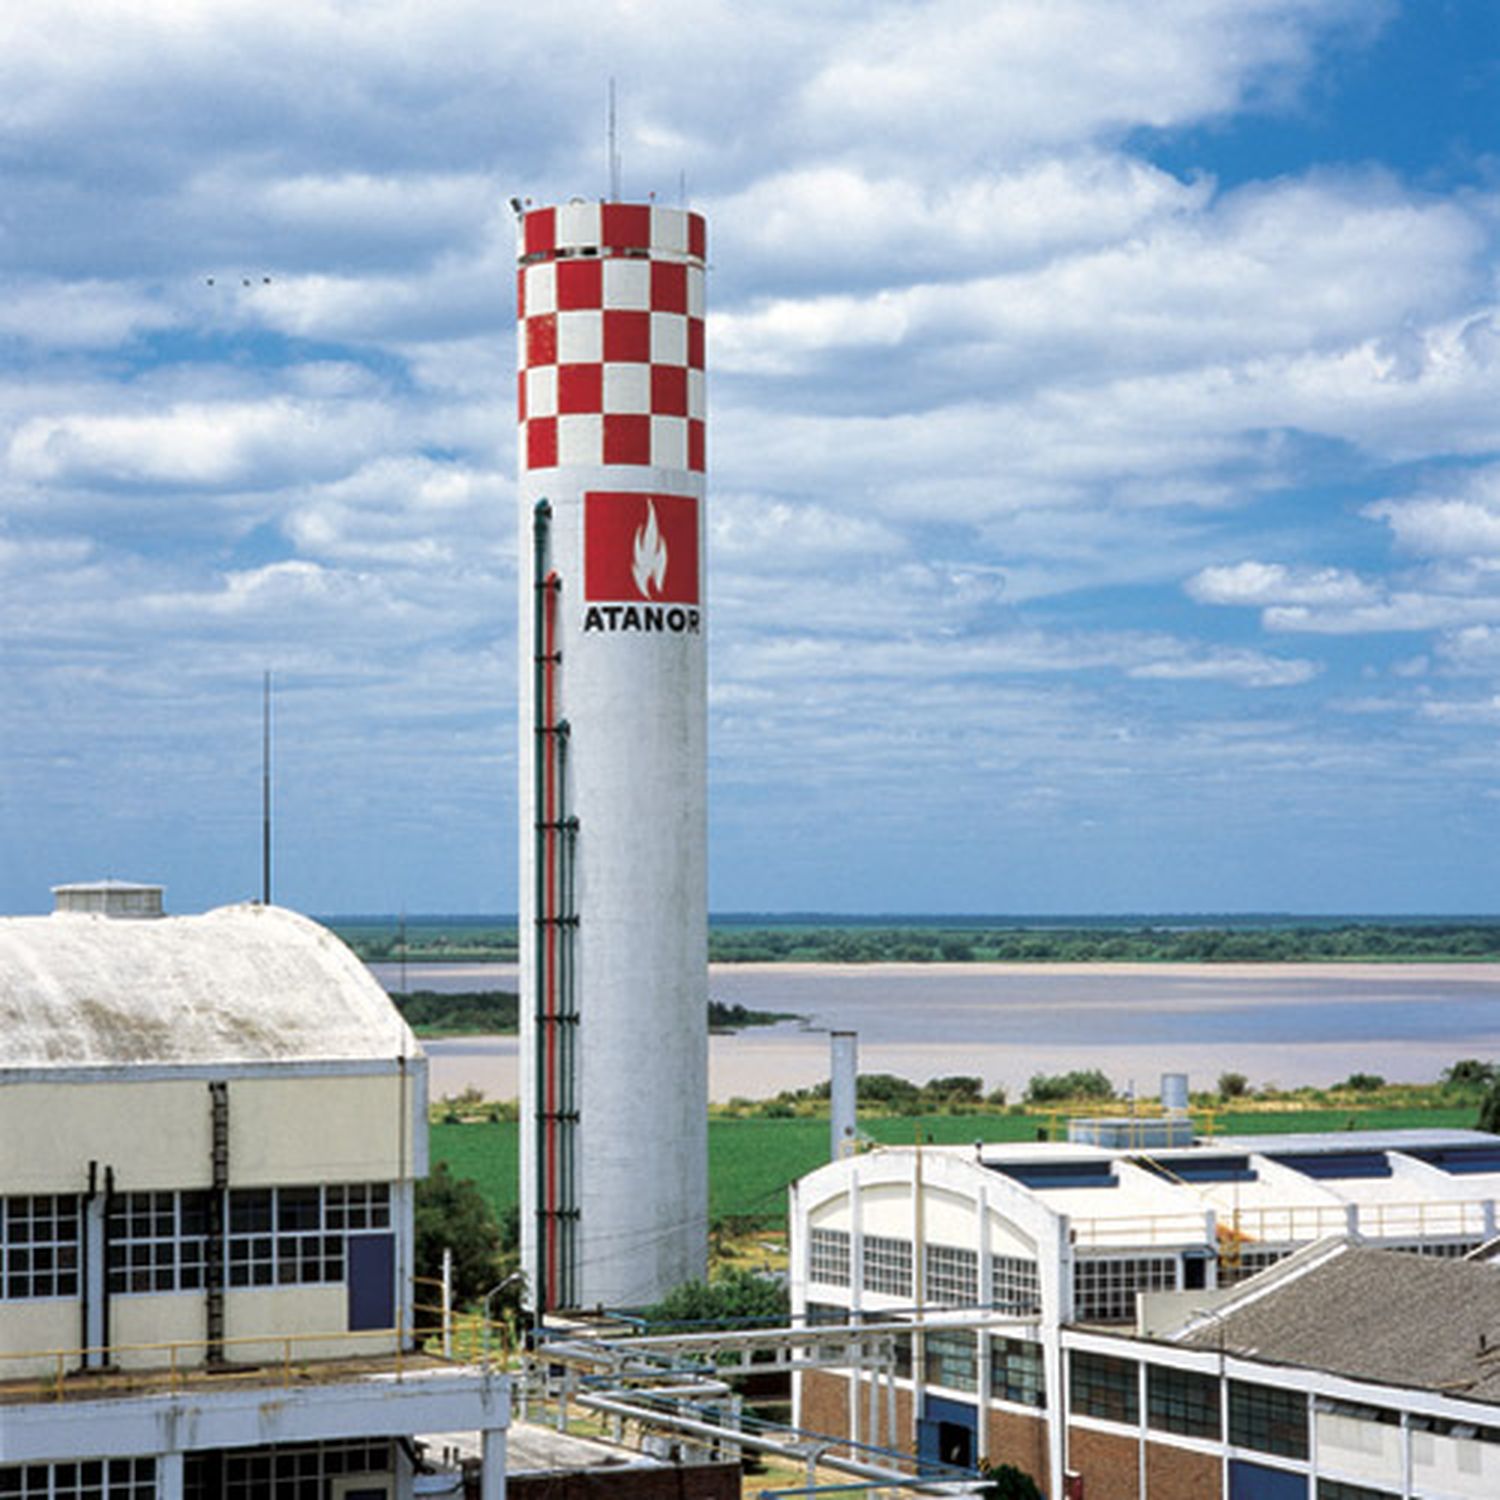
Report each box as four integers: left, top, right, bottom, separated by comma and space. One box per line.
430, 1104, 1484, 1229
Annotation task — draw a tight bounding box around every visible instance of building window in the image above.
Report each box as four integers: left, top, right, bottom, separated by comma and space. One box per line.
1220, 1247, 1290, 1285
1, 1196, 80, 1301
1147, 1363, 1221, 1439
228, 1184, 390, 1288
107, 1191, 211, 1294
185, 1439, 391, 1500
925, 1243, 978, 1305
893, 1328, 913, 1378
863, 1234, 913, 1298
924, 1328, 977, 1391
990, 1336, 1046, 1408
1229, 1379, 1309, 1458
1394, 1238, 1484, 1259
1317, 1483, 1399, 1500
1070, 1350, 1139, 1425
0, 1458, 156, 1498
804, 1301, 848, 1325
1073, 1255, 1177, 1322
809, 1228, 851, 1286
992, 1254, 1041, 1315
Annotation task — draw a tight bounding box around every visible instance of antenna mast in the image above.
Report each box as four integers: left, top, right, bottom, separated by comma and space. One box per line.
261, 669, 272, 905
608, 78, 621, 200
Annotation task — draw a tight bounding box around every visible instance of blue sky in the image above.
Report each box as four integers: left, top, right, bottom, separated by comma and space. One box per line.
2, 0, 1498, 916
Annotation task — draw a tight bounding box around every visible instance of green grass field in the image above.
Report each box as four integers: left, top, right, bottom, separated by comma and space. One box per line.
430, 1103, 1483, 1228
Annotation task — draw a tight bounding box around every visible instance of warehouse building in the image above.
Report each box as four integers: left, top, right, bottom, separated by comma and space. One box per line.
790, 1128, 1500, 1498
0, 886, 506, 1499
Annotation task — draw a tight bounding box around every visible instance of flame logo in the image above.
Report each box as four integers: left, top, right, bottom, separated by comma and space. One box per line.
631, 500, 669, 598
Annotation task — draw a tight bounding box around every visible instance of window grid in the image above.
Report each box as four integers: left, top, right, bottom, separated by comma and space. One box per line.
1229, 1379, 1309, 1458
1069, 1350, 1140, 1425
0, 1458, 155, 1498
1147, 1363, 1221, 1439
809, 1228, 851, 1287
862, 1235, 913, 1298
1220, 1247, 1290, 1286
107, 1191, 211, 1295
804, 1301, 849, 1326
1073, 1255, 1177, 1322
185, 1438, 391, 1500
990, 1336, 1046, 1408
992, 1254, 1041, 1315
1, 1196, 80, 1302
227, 1184, 389, 1289
924, 1243, 978, 1306
1317, 1482, 1399, 1500
923, 1328, 977, 1392
1395, 1238, 1484, 1259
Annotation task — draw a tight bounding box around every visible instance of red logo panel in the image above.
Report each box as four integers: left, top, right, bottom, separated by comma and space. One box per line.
585, 492, 699, 604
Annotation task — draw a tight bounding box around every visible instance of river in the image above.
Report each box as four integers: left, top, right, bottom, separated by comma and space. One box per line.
369, 960, 1500, 1104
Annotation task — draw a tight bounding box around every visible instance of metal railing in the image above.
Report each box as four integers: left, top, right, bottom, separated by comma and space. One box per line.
0, 1284, 515, 1404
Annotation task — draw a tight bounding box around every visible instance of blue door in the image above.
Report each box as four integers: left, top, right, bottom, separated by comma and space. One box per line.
1229, 1459, 1307, 1500
917, 1395, 977, 1470
347, 1232, 396, 1331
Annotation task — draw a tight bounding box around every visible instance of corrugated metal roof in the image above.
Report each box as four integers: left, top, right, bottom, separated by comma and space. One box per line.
0, 903, 417, 1068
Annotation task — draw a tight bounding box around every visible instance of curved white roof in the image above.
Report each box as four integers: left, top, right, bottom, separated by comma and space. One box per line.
0, 903, 419, 1068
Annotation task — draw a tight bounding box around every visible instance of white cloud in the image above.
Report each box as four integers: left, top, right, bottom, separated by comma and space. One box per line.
8, 396, 390, 489
1187, 561, 1378, 608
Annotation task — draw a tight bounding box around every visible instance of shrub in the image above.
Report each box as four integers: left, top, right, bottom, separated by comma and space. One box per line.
1024, 1069, 1114, 1104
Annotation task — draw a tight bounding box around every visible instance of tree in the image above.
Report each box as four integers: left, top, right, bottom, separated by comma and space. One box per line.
1444, 1059, 1497, 1089
1217, 1071, 1249, 1100
977, 1462, 1044, 1500
1340, 1073, 1385, 1093
413, 1162, 510, 1325
641, 1267, 789, 1327
1480, 1080, 1500, 1136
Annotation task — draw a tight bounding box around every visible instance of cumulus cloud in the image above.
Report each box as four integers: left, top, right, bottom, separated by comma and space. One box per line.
5, 0, 1500, 911
1186, 562, 1378, 608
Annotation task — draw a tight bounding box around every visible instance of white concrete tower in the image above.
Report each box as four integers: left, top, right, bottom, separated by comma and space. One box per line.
516, 200, 708, 1311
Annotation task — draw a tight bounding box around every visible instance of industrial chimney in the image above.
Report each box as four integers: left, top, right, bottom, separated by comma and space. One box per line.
516, 200, 708, 1310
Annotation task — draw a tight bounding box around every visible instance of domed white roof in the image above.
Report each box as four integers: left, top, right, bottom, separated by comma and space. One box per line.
0, 903, 418, 1068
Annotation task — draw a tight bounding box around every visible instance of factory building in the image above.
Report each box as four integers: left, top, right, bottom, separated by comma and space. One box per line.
0, 886, 506, 1499
515, 200, 709, 1311
789, 1129, 1500, 1498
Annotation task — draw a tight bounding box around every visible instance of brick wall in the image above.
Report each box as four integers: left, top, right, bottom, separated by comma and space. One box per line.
1144, 1441, 1220, 1500
1068, 1425, 1140, 1500
800, 1370, 851, 1444
987, 1409, 1049, 1491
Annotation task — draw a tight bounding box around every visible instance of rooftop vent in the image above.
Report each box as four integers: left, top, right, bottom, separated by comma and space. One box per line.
52, 880, 164, 919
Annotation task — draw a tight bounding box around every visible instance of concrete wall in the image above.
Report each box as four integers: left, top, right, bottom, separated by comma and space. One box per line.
1314, 1408, 1402, 1491
0, 1072, 418, 1192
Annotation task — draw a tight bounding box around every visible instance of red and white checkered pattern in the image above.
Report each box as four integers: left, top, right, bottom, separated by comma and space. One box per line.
518, 204, 706, 473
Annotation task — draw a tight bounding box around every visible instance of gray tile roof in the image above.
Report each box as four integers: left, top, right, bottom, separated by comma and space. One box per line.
1181, 1245, 1500, 1403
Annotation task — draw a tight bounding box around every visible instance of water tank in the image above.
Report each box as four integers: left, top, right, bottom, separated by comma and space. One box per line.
52, 881, 164, 919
